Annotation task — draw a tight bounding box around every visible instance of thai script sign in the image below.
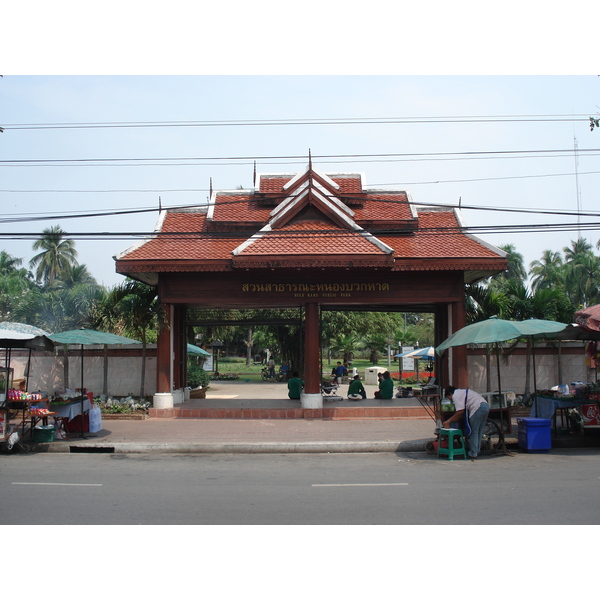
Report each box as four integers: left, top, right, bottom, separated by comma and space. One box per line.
241, 282, 390, 299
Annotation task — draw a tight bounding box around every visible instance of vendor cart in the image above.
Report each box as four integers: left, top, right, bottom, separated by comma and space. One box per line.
417, 389, 506, 456
0, 328, 56, 453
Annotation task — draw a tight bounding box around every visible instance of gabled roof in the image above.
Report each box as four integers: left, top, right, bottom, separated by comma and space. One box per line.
114, 163, 508, 285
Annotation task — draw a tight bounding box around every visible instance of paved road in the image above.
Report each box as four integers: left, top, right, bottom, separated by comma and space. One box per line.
2, 448, 599, 525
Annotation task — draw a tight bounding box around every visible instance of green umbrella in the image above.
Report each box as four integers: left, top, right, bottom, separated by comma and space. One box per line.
187, 343, 211, 357
437, 317, 525, 354
49, 329, 141, 346
436, 317, 568, 431
49, 329, 141, 437
436, 317, 568, 354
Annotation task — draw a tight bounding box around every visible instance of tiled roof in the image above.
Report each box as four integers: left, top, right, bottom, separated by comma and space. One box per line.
115, 164, 507, 281
117, 211, 243, 262
379, 211, 500, 259
258, 176, 294, 194
236, 220, 389, 257
353, 193, 414, 223
210, 193, 271, 223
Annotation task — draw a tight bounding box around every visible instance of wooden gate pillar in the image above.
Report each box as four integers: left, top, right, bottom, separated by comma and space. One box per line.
301, 302, 322, 408
156, 303, 172, 394
450, 300, 468, 388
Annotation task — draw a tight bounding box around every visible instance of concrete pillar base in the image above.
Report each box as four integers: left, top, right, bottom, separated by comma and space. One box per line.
172, 389, 184, 405
153, 392, 174, 409
301, 392, 323, 409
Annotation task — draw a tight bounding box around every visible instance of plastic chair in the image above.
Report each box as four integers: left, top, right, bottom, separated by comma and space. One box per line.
437, 428, 467, 460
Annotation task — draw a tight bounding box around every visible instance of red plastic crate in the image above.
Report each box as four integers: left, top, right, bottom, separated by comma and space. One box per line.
64, 414, 89, 433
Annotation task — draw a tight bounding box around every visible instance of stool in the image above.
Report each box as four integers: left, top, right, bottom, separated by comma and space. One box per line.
437, 428, 467, 461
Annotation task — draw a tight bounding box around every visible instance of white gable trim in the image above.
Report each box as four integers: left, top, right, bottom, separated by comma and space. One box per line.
113, 210, 167, 260
282, 164, 340, 191
231, 225, 272, 256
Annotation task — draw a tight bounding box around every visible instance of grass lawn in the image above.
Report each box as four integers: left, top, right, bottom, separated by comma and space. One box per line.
206, 356, 432, 384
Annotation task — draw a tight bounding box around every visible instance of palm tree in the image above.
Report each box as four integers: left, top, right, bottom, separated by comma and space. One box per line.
0, 251, 36, 320
529, 249, 564, 292
562, 239, 600, 307
563, 238, 593, 263
0, 250, 24, 275
53, 263, 98, 290
329, 333, 360, 366
465, 283, 511, 392
100, 279, 165, 398
29, 225, 78, 287
488, 243, 527, 291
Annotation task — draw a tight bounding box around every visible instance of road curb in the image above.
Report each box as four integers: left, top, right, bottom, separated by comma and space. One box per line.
43, 439, 433, 454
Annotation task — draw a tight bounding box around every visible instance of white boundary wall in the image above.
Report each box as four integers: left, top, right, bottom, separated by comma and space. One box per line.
9, 346, 157, 398
6, 342, 597, 399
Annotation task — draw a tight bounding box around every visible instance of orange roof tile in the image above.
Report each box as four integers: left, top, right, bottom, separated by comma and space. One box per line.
236, 220, 389, 257
115, 165, 507, 281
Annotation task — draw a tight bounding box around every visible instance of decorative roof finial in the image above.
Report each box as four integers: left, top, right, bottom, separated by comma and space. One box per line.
210, 178, 213, 200
253, 161, 257, 188
308, 149, 312, 170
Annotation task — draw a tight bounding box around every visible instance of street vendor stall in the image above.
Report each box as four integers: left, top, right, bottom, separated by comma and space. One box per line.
531, 384, 600, 436
0, 328, 56, 452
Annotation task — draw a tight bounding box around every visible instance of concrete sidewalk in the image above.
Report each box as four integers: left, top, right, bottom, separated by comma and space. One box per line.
32, 380, 600, 455
38, 414, 600, 455
44, 416, 440, 454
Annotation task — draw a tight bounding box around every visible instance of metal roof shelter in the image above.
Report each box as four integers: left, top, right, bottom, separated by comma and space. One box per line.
114, 163, 508, 409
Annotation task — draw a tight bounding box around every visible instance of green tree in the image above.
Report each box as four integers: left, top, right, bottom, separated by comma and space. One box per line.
529, 249, 565, 292
562, 238, 600, 307
487, 243, 527, 292
12, 284, 106, 333
53, 263, 98, 290
100, 279, 165, 398
29, 225, 78, 287
0, 251, 36, 320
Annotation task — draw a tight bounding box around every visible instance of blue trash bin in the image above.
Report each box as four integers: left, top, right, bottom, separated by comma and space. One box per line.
517, 417, 552, 453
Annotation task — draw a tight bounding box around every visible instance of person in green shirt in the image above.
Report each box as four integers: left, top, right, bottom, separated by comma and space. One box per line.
374, 371, 394, 399
287, 371, 303, 400
347, 374, 366, 400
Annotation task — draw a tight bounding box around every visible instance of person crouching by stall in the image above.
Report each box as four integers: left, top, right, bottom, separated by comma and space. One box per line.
442, 386, 490, 460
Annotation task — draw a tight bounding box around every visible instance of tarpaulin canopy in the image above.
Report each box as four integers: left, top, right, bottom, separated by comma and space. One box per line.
0, 328, 55, 351
0, 322, 50, 336
48, 329, 141, 438
574, 304, 600, 333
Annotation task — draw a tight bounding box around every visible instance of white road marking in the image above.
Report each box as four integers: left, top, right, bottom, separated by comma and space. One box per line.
12, 482, 102, 487
312, 483, 408, 487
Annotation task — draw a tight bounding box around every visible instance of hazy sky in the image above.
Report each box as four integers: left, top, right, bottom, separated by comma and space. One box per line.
2, 4, 599, 288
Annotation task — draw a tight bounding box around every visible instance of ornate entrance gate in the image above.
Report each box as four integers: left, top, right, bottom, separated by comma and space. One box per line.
114, 162, 507, 410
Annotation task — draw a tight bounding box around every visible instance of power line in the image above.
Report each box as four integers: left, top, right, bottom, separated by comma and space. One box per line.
2, 169, 600, 193
1, 220, 599, 241
2, 148, 600, 165
0, 114, 592, 131
3, 194, 600, 225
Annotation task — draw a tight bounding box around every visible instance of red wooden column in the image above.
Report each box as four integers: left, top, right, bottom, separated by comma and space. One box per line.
172, 304, 183, 390
451, 300, 468, 388
156, 303, 172, 394
301, 302, 322, 408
